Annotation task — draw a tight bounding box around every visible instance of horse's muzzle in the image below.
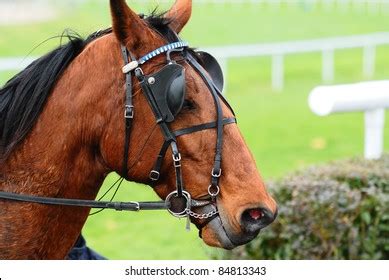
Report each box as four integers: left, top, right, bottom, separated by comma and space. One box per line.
240, 207, 278, 234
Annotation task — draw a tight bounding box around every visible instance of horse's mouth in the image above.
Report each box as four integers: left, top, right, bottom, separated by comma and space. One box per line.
193, 204, 261, 250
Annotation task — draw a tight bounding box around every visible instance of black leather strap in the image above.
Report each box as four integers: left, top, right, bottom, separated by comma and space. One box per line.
149, 118, 236, 184
170, 141, 184, 197
0, 191, 168, 211
186, 54, 225, 192
121, 45, 135, 179
135, 65, 186, 198
174, 117, 236, 138
149, 141, 171, 181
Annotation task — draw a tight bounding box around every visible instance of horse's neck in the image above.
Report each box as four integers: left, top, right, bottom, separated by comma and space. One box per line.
0, 35, 120, 259
2, 35, 120, 196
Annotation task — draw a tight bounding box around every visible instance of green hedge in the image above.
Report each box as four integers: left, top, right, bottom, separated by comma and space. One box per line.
217, 156, 389, 260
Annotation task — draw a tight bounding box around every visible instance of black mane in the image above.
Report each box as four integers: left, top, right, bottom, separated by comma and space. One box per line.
0, 14, 172, 161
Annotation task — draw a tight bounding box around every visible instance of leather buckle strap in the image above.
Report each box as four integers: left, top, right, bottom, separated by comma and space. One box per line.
125, 105, 134, 119
121, 45, 136, 179
172, 153, 182, 168
211, 168, 222, 178
149, 170, 160, 181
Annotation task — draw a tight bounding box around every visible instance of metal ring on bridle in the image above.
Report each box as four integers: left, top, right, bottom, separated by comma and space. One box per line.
208, 184, 220, 198
211, 168, 222, 178
165, 190, 191, 218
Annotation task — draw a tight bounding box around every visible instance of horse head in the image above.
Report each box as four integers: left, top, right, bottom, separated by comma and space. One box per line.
103, 0, 277, 249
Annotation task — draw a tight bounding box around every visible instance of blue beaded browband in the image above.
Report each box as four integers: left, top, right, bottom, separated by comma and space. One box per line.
122, 41, 189, 74
140, 41, 189, 64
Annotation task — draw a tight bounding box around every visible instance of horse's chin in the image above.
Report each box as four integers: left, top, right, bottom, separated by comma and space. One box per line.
200, 213, 260, 250
201, 215, 235, 250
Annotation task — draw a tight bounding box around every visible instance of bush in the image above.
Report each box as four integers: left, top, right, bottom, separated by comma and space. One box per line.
218, 156, 389, 260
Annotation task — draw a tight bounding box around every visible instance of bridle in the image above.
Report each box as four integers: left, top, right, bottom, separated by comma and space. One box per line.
0, 37, 236, 232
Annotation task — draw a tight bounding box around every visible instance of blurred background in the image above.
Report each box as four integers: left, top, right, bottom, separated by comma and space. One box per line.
1, 0, 388, 259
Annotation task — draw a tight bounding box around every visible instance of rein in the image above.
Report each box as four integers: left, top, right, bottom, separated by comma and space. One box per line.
0, 38, 236, 231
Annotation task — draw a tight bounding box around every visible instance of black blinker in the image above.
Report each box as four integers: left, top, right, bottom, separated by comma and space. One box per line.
195, 51, 224, 93
144, 63, 186, 122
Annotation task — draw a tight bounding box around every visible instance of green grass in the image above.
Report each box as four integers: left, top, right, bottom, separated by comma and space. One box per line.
1, 1, 389, 259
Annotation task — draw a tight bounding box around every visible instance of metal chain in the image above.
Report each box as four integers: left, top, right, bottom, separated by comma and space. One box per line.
185, 208, 218, 220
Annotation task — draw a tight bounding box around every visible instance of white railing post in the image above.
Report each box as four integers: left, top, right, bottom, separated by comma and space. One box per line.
364, 108, 385, 159
363, 45, 376, 79
272, 54, 284, 92
322, 49, 334, 83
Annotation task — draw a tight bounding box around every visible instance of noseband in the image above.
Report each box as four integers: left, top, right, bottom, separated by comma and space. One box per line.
0, 38, 236, 232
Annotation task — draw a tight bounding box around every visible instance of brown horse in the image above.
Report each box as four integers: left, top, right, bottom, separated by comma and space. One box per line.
0, 0, 277, 259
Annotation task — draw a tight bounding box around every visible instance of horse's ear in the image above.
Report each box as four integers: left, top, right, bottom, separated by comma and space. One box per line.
165, 0, 192, 34
110, 0, 154, 48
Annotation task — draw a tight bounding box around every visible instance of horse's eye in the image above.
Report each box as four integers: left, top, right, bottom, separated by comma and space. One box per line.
183, 99, 195, 110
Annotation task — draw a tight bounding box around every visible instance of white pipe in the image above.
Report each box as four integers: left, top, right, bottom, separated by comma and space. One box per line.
308, 80, 389, 116
309, 80, 389, 159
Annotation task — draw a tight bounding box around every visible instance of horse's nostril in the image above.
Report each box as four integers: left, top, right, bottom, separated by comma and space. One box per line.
248, 209, 264, 220
241, 207, 275, 234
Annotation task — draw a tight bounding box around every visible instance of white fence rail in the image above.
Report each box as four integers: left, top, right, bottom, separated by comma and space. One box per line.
309, 80, 389, 159
139, 0, 389, 14
4, 0, 389, 15
204, 32, 389, 91
134, 0, 389, 5
2, 33, 389, 92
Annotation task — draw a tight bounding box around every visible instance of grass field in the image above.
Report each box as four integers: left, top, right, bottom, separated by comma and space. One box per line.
1, 1, 389, 259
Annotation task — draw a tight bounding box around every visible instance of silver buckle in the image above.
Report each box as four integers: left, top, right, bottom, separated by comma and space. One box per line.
149, 170, 160, 181
130, 201, 140, 211
211, 168, 222, 178
124, 105, 134, 119
172, 153, 181, 168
